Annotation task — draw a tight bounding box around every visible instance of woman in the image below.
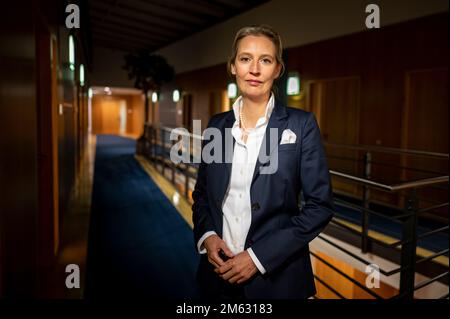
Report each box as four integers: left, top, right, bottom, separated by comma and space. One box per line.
192, 25, 334, 299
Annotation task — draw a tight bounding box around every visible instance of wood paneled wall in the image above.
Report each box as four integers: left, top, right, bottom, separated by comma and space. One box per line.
0, 1, 38, 297
165, 13, 447, 151
0, 1, 90, 297
287, 13, 448, 150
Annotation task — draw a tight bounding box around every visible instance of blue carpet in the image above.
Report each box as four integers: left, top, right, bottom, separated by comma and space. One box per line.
85, 135, 200, 298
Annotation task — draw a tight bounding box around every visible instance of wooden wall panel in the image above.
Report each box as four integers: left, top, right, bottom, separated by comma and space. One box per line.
287, 13, 448, 153
0, 0, 38, 297
1, 0, 90, 298
36, 10, 60, 297
402, 67, 449, 218
308, 77, 361, 196
403, 68, 448, 157
129, 94, 145, 137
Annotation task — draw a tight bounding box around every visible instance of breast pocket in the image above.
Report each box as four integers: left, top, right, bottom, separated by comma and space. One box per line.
269, 143, 298, 178
277, 143, 297, 152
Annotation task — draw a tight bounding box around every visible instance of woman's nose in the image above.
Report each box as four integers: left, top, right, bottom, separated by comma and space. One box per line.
249, 61, 260, 74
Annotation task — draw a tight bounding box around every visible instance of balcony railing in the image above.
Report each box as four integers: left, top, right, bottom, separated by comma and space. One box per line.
138, 123, 449, 299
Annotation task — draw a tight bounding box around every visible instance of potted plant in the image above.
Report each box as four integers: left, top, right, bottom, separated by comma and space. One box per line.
123, 51, 174, 153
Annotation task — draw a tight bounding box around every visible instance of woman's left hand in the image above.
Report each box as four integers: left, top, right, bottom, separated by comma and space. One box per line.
214, 251, 258, 284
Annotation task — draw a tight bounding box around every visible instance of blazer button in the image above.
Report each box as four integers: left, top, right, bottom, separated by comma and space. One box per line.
251, 203, 260, 211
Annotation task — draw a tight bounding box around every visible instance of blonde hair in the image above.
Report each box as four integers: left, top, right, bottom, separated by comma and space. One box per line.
227, 24, 285, 79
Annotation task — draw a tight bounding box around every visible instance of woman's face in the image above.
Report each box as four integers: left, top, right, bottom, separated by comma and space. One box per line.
231, 35, 281, 101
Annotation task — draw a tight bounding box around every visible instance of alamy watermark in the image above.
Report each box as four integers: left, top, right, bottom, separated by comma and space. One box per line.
365, 263, 380, 289
65, 264, 80, 289
65, 4, 80, 29
169, 120, 280, 175
365, 4, 380, 29
66, 4, 380, 30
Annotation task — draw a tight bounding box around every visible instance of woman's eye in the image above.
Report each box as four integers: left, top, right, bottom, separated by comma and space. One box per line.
240, 57, 250, 62
262, 58, 272, 64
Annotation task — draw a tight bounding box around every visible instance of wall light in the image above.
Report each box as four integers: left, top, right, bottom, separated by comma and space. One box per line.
69, 35, 75, 71
152, 92, 158, 103
286, 72, 300, 96
227, 83, 237, 99
173, 89, 180, 102
88, 87, 93, 98
79, 64, 85, 86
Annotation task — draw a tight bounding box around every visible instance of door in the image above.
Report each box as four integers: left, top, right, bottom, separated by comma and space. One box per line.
101, 99, 121, 134
119, 100, 127, 135
401, 68, 448, 219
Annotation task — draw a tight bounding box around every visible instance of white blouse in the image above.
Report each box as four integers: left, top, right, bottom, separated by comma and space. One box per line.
197, 94, 275, 275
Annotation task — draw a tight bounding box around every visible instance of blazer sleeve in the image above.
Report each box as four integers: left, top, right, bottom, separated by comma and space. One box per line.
192, 118, 217, 247
250, 112, 335, 274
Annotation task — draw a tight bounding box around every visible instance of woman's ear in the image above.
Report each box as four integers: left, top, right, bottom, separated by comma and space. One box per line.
231, 64, 236, 75
275, 64, 282, 79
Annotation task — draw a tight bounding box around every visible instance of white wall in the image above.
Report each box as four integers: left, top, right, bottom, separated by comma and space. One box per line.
156, 0, 448, 74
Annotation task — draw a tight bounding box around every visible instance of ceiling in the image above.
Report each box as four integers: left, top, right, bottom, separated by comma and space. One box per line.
88, 0, 269, 53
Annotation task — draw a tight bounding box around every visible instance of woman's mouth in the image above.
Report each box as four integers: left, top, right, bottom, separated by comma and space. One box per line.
246, 80, 263, 86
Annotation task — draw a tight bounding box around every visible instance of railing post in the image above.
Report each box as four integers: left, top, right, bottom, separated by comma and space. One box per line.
399, 188, 419, 299
161, 128, 166, 174
185, 173, 189, 199
148, 126, 154, 161
361, 151, 372, 253
144, 124, 150, 159
157, 127, 161, 159
171, 135, 175, 184
162, 128, 166, 157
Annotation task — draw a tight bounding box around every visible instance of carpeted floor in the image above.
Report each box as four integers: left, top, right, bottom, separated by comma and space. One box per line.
85, 135, 200, 298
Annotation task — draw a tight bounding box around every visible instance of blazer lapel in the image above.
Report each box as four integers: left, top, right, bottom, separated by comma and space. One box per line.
216, 112, 236, 204
251, 100, 288, 185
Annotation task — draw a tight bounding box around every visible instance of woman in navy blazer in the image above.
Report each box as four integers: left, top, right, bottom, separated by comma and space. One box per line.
192, 25, 334, 299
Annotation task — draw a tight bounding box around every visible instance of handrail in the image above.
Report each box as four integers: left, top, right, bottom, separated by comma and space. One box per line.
324, 142, 449, 159
414, 271, 449, 291
150, 124, 449, 192
330, 170, 449, 191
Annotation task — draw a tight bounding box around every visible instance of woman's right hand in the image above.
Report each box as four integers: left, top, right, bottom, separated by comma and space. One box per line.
203, 234, 234, 268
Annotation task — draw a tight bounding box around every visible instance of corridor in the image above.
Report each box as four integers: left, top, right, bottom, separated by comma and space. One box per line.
85, 135, 199, 298
1, 0, 448, 303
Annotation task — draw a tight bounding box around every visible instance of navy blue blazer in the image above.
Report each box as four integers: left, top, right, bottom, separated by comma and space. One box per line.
192, 99, 335, 299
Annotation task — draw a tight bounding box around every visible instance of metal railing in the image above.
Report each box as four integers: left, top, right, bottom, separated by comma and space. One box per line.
138, 123, 449, 299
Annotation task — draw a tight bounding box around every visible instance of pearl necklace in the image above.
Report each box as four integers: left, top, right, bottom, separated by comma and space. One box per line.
239, 105, 254, 135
